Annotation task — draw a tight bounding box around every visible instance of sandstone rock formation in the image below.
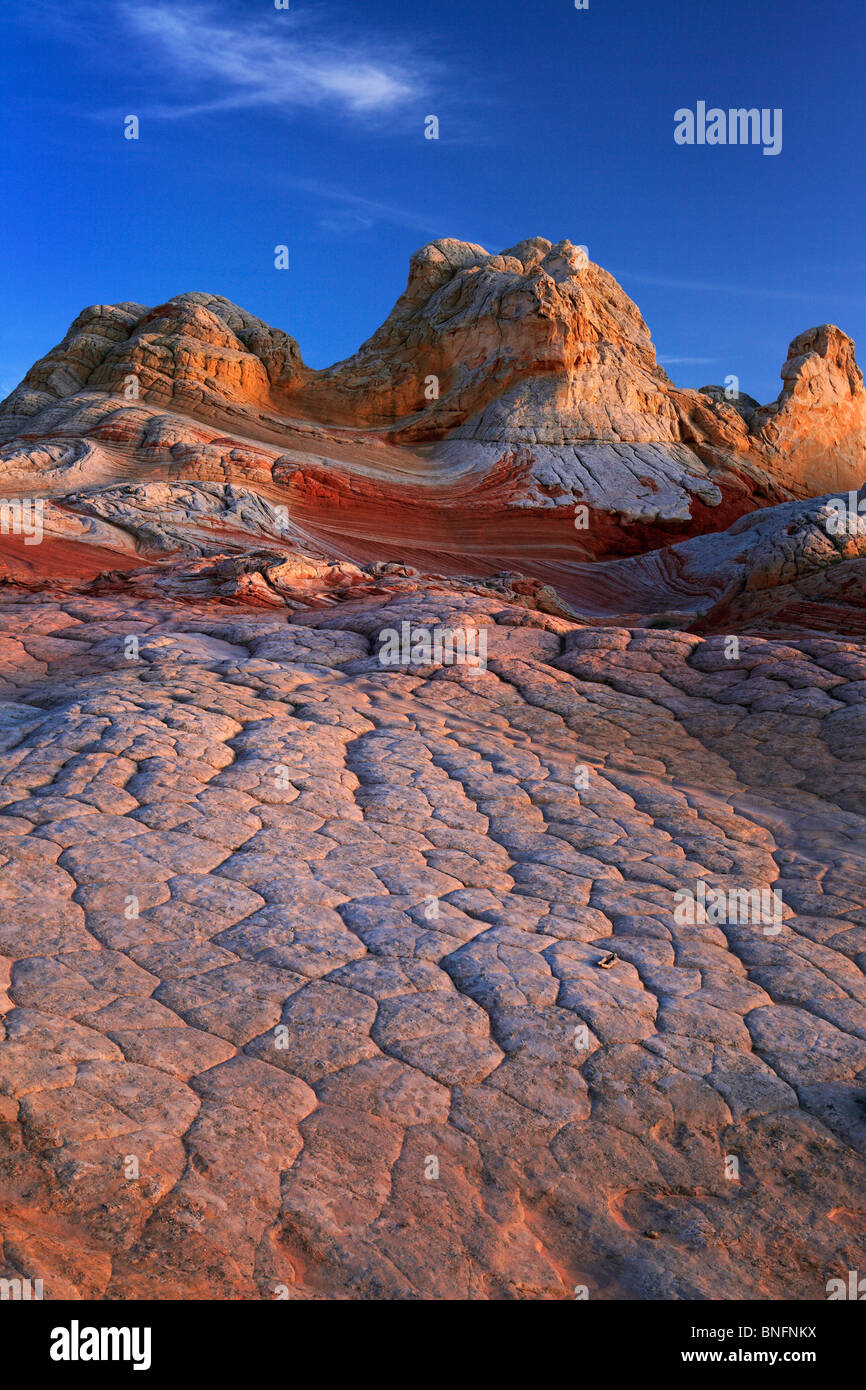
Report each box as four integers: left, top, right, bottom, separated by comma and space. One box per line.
751, 325, 866, 494
2, 239, 865, 579
0, 241, 864, 1302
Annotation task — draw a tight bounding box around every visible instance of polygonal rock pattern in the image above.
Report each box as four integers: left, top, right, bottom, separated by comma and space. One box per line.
0, 588, 864, 1299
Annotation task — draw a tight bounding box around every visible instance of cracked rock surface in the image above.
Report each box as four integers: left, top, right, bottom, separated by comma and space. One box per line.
0, 588, 863, 1299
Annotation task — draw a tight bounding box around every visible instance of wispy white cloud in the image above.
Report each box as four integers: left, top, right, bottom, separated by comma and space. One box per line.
625, 271, 856, 304
284, 177, 443, 236
657, 355, 717, 365
119, 1, 427, 120
317, 210, 377, 237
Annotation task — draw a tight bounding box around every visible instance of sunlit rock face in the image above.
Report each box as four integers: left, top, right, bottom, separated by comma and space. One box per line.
0, 242, 864, 1301
2, 240, 864, 575
750, 324, 866, 493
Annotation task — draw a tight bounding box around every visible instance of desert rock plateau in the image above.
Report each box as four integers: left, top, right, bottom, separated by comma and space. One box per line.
0, 239, 864, 1300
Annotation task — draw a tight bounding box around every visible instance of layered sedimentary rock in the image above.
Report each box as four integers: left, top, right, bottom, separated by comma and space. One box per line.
2, 239, 865, 579
0, 241, 864, 1302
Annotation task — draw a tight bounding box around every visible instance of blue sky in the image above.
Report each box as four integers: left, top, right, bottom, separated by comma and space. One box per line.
1, 0, 863, 403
